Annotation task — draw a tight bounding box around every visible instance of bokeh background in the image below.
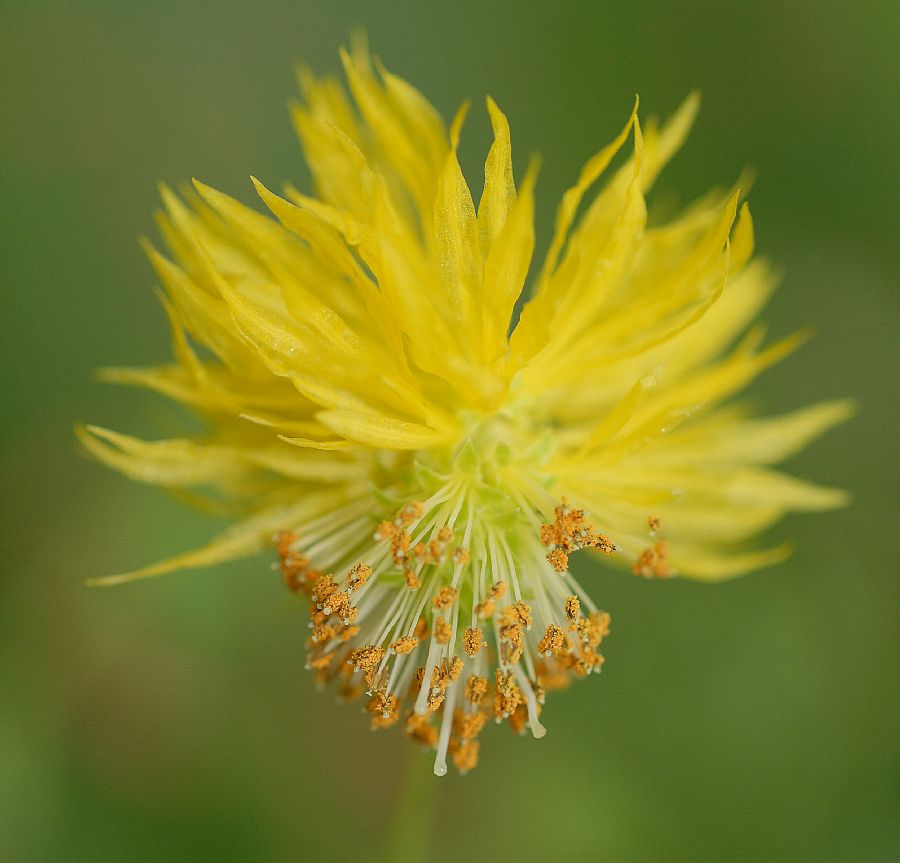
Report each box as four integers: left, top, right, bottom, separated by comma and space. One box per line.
2, 2, 898, 861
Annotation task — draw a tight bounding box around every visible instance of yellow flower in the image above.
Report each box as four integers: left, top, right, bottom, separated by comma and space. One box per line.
80, 42, 852, 775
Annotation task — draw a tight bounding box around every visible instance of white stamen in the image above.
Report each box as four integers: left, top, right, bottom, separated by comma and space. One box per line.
433, 680, 458, 777
513, 664, 546, 739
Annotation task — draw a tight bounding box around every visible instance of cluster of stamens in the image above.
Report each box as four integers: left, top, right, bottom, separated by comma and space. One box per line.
273, 495, 616, 775
539, 499, 617, 572
374, 504, 468, 591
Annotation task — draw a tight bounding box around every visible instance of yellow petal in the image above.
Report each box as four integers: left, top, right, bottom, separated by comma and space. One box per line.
483, 158, 538, 362
478, 96, 515, 259
376, 58, 448, 184
433, 121, 483, 338
569, 366, 663, 460
730, 202, 755, 271
79, 424, 359, 486
193, 179, 364, 356
252, 176, 371, 288
279, 435, 355, 451
672, 542, 792, 582
87, 490, 352, 586
238, 412, 331, 437
77, 425, 247, 487
317, 410, 451, 450
642, 400, 857, 467
290, 99, 371, 217
614, 328, 812, 443
142, 240, 265, 376
639, 90, 701, 190
540, 96, 639, 281
723, 468, 850, 510
244, 446, 362, 482
368, 176, 476, 401
513, 114, 647, 372
339, 46, 444, 226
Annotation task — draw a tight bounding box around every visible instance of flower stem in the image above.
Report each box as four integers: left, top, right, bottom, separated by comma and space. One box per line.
382, 746, 437, 863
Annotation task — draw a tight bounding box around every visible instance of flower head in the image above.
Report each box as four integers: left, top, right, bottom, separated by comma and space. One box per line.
80, 41, 851, 775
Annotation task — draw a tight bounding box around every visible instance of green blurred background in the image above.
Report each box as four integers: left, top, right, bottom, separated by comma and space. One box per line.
2, 2, 898, 861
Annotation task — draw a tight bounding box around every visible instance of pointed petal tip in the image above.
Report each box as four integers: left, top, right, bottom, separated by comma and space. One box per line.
678, 541, 794, 582
75, 422, 111, 452
449, 99, 471, 149
839, 398, 860, 420
278, 434, 353, 451
484, 93, 509, 128
250, 175, 278, 206
85, 559, 188, 586
795, 323, 815, 344
191, 177, 214, 199
139, 235, 158, 257
736, 165, 758, 199
825, 487, 853, 509
524, 152, 543, 183
85, 572, 146, 588
94, 366, 132, 385
337, 44, 354, 75
807, 397, 859, 428
683, 89, 702, 114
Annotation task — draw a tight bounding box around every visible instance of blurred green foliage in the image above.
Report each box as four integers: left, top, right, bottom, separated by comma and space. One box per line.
1, 2, 897, 861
